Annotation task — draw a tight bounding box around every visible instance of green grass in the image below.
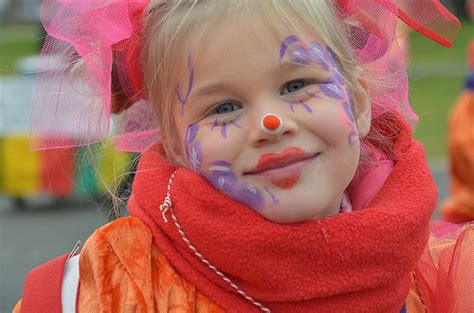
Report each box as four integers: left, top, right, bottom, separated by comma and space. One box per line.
0, 24, 42, 75
409, 76, 465, 157
410, 20, 474, 64
408, 19, 473, 158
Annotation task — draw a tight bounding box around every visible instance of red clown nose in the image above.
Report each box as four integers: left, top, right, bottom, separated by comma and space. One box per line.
261, 113, 284, 135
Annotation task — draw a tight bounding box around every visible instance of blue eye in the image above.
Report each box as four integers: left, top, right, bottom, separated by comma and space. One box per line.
282, 80, 308, 94
212, 102, 241, 115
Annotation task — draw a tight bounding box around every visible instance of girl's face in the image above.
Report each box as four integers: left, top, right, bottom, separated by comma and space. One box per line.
173, 18, 370, 223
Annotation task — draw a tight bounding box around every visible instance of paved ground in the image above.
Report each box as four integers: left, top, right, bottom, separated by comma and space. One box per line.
0, 163, 450, 312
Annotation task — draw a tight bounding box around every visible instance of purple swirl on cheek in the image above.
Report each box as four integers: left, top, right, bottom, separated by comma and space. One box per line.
343, 102, 355, 123
184, 123, 203, 172
340, 103, 357, 147
347, 122, 358, 146
207, 161, 264, 210
188, 142, 203, 172
185, 123, 199, 143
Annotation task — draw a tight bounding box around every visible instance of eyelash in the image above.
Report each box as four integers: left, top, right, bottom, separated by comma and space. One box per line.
209, 102, 242, 116
281, 79, 313, 95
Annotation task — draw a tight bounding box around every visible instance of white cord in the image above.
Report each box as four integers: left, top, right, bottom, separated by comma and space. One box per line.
159, 170, 271, 313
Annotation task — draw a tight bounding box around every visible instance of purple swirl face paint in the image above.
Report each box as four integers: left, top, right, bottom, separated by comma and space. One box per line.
210, 118, 243, 139
264, 187, 280, 205
176, 55, 195, 116
280, 35, 358, 149
320, 82, 345, 100
183, 123, 274, 210
343, 102, 355, 123
342, 102, 358, 146
184, 124, 203, 172
284, 86, 321, 113
279, 35, 347, 104
207, 161, 265, 210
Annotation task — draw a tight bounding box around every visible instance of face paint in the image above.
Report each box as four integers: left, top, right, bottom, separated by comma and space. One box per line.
176, 55, 195, 116
184, 124, 265, 209
289, 45, 312, 65
299, 100, 313, 113
341, 102, 358, 146
230, 120, 242, 128
221, 121, 227, 138
264, 187, 280, 205
210, 118, 243, 139
347, 122, 358, 146
207, 161, 265, 209
308, 42, 330, 71
255, 147, 307, 190
285, 90, 319, 113
320, 82, 345, 100
184, 123, 203, 172
343, 102, 355, 123
280, 35, 348, 108
279, 35, 300, 60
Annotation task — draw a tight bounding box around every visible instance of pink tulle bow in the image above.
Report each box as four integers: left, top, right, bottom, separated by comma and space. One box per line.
31, 0, 156, 151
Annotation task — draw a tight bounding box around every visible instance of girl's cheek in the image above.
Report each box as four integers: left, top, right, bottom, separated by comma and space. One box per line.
184, 121, 243, 172
341, 102, 358, 147
183, 122, 267, 210
303, 103, 351, 148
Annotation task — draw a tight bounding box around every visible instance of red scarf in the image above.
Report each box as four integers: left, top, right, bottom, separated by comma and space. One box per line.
128, 119, 437, 312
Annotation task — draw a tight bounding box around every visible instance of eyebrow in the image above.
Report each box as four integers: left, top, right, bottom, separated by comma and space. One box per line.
191, 62, 323, 100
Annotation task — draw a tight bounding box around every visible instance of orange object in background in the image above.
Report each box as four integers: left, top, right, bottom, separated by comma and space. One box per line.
442, 68, 474, 223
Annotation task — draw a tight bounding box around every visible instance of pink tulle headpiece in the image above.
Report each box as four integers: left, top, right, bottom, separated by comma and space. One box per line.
31, 0, 460, 152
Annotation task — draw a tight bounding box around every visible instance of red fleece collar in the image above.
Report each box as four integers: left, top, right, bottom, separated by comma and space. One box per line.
128, 116, 437, 313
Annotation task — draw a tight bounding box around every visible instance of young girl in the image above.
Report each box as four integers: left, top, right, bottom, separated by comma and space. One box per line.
15, 0, 473, 312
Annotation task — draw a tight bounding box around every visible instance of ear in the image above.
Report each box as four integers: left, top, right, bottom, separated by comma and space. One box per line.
351, 82, 371, 138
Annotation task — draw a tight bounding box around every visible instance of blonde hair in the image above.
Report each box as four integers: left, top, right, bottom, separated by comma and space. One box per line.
140, 0, 376, 166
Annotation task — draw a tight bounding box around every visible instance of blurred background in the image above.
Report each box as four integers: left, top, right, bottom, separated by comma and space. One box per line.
0, 0, 473, 311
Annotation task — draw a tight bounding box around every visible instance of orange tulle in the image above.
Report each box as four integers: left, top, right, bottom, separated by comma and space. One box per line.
442, 91, 474, 223
414, 221, 474, 312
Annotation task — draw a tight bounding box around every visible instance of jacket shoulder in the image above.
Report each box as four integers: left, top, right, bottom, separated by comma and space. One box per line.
78, 216, 224, 312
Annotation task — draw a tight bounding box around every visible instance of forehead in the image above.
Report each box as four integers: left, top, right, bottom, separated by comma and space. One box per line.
178, 16, 327, 82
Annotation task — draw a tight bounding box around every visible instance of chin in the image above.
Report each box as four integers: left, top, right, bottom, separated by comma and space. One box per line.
261, 209, 321, 224
261, 202, 339, 224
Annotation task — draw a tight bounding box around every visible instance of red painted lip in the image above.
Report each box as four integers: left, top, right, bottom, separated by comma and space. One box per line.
244, 147, 318, 190
244, 147, 316, 175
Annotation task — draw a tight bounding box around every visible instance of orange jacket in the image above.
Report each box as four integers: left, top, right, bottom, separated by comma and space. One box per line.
14, 217, 426, 313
